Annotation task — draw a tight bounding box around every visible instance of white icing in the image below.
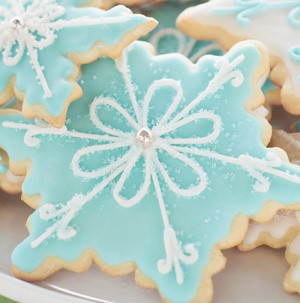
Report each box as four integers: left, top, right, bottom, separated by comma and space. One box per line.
0, 1, 131, 98
243, 208, 300, 285
243, 210, 297, 245
5, 45, 300, 284
183, 0, 300, 93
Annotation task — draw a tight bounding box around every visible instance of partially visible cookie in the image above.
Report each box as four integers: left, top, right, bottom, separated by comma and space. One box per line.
285, 218, 300, 294
239, 129, 300, 295
239, 130, 300, 250
240, 210, 299, 251
0, 2, 157, 127
138, 0, 278, 111
0, 149, 24, 194
239, 130, 300, 249
178, 1, 300, 114
140, 1, 223, 63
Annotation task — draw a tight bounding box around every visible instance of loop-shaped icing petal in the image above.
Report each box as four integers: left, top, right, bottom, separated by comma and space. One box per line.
29, 27, 57, 50
156, 142, 207, 197
90, 97, 138, 137
142, 78, 183, 130
289, 5, 300, 28
113, 149, 151, 208
158, 111, 222, 145
2, 34, 25, 66
72, 142, 133, 179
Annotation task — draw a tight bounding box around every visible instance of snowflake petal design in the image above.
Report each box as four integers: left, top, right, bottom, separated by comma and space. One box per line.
3, 41, 300, 303
0, 1, 156, 126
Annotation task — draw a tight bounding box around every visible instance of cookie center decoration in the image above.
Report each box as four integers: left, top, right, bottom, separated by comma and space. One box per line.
0, 0, 131, 98
11, 16, 24, 28
136, 127, 154, 148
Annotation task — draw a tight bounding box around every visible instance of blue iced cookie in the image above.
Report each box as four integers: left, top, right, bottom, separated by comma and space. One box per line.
2, 41, 300, 303
0, 1, 157, 127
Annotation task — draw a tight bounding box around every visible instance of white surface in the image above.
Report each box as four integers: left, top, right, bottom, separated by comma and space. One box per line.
0, 191, 300, 303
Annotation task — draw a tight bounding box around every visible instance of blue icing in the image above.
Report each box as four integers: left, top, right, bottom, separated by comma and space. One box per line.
289, 5, 300, 27
213, 0, 300, 27
0, 162, 7, 174
1, 42, 300, 303
140, 2, 223, 62
0, 98, 17, 110
262, 77, 278, 94
0, 2, 153, 121
289, 46, 300, 62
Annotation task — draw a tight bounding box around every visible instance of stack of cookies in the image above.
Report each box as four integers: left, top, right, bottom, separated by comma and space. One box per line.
0, 1, 300, 302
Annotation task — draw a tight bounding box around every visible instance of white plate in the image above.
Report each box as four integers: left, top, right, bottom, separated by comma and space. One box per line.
0, 191, 300, 303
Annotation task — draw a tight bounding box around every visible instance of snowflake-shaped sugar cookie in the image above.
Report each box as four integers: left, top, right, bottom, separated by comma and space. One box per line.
0, 1, 156, 127
3, 41, 300, 303
178, 0, 300, 114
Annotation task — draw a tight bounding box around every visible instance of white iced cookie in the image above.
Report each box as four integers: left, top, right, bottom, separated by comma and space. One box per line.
240, 210, 299, 251
178, 0, 300, 114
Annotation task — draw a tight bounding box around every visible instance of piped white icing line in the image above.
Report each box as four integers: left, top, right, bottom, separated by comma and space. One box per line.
0, 0, 131, 98
243, 210, 298, 245
184, 0, 300, 93
149, 27, 221, 63
5, 47, 300, 285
